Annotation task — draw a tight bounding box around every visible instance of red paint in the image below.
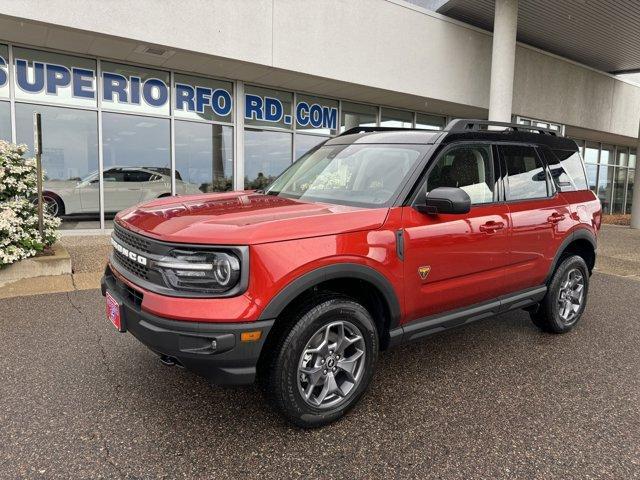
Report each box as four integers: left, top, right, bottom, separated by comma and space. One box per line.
111, 188, 601, 326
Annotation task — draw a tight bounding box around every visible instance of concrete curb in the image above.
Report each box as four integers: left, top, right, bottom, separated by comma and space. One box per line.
0, 243, 72, 288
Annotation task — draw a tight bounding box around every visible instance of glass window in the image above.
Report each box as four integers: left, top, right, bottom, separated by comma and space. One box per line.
415, 113, 446, 130
295, 94, 338, 135
584, 143, 599, 164
500, 145, 549, 200
585, 164, 598, 194
340, 102, 377, 132
295, 134, 327, 160
175, 121, 233, 193
15, 104, 99, 229
600, 145, 614, 165
0, 101, 10, 141
13, 47, 97, 108
612, 167, 628, 214
380, 108, 413, 128
266, 144, 426, 208
546, 149, 588, 191
627, 169, 635, 214
426, 145, 495, 204
244, 129, 292, 189
245, 85, 293, 129
616, 148, 629, 167
597, 164, 614, 213
0, 44, 8, 99
173, 74, 233, 124
630, 150, 637, 169
102, 113, 170, 216
101, 62, 170, 116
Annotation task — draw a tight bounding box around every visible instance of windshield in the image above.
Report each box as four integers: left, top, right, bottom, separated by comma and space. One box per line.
265, 144, 427, 207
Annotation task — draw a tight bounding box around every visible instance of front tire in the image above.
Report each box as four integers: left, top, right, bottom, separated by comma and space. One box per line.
264, 295, 378, 428
530, 255, 589, 333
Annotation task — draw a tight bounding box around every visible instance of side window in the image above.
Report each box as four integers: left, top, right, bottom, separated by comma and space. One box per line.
542, 147, 588, 192
426, 145, 495, 205
103, 168, 125, 182
500, 145, 549, 200
125, 170, 153, 182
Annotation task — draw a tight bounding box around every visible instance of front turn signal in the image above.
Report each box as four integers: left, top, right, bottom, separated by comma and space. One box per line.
241, 330, 262, 342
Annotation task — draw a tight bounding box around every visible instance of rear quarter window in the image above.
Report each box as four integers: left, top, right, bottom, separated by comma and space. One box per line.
543, 147, 588, 192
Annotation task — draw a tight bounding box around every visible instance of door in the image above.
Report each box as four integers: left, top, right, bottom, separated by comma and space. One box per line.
498, 144, 571, 292
402, 143, 510, 323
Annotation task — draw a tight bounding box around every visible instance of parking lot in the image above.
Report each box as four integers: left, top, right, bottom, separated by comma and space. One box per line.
1, 268, 639, 479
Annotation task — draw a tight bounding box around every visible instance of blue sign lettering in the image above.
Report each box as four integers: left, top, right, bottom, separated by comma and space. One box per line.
130, 76, 141, 105
211, 88, 232, 116
103, 72, 128, 102
16, 59, 45, 93
72, 68, 95, 99
245, 94, 263, 120
143, 78, 168, 107
45, 64, 71, 95
174, 83, 233, 117
296, 101, 337, 130
175, 83, 195, 110
264, 97, 283, 122
0, 56, 7, 88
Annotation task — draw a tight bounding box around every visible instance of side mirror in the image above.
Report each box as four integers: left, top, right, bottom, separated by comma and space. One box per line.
414, 187, 471, 215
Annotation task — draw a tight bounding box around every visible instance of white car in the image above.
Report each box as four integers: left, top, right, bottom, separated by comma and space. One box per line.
41, 166, 202, 217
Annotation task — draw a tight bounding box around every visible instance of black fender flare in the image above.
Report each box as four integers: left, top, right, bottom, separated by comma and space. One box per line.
257, 263, 402, 329
545, 228, 597, 283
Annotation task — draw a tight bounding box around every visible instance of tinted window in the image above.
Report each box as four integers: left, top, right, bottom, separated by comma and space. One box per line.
125, 170, 153, 182
426, 145, 495, 205
543, 148, 588, 191
501, 145, 549, 200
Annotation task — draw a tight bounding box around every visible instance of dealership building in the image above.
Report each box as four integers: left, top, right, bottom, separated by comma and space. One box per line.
0, 0, 639, 230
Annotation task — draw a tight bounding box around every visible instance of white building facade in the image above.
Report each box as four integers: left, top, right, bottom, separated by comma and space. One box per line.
0, 0, 638, 230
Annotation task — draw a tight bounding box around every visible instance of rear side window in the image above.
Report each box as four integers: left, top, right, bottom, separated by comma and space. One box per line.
500, 145, 549, 200
542, 148, 588, 191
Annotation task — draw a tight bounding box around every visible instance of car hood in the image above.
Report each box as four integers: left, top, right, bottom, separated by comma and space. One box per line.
116, 192, 388, 245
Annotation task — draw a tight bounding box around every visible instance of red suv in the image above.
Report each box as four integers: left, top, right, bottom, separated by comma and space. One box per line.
102, 120, 601, 427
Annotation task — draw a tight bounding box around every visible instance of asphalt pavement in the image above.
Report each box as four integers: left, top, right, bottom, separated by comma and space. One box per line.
1, 272, 639, 479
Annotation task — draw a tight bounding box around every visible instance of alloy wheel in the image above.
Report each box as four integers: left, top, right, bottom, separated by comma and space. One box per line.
557, 268, 584, 324
297, 320, 366, 409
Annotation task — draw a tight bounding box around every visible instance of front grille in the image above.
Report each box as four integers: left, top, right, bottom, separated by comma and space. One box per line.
116, 252, 149, 280
112, 223, 156, 282
114, 224, 152, 252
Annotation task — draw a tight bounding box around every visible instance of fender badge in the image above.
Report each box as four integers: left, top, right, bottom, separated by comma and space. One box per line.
418, 266, 431, 280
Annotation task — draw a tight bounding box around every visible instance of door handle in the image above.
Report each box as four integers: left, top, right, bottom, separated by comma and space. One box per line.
547, 213, 566, 223
479, 221, 505, 233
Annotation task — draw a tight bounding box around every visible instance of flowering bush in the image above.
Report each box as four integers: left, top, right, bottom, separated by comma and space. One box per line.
0, 141, 60, 267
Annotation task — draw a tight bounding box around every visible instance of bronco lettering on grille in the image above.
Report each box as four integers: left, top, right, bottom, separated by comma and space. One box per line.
111, 237, 148, 266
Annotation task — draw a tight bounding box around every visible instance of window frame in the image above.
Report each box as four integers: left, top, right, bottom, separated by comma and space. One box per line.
410, 141, 502, 209
497, 143, 557, 203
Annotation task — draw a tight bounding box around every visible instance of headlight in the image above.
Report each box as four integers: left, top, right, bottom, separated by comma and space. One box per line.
155, 249, 241, 294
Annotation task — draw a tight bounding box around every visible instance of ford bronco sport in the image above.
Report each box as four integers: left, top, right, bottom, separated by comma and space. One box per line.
102, 119, 601, 428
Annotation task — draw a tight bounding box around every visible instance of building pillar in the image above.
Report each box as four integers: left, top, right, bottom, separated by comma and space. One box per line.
630, 123, 640, 229
488, 0, 518, 123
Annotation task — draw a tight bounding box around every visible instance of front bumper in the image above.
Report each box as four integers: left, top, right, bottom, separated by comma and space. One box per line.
101, 266, 274, 385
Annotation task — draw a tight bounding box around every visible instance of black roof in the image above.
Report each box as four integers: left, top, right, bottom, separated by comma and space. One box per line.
327, 120, 578, 151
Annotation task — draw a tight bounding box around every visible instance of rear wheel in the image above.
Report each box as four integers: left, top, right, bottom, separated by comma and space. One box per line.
530, 255, 589, 333
263, 295, 378, 428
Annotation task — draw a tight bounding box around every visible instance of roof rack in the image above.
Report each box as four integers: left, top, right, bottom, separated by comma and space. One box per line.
338, 126, 425, 136
444, 119, 557, 136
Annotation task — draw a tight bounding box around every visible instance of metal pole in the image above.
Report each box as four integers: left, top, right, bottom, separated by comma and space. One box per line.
33, 112, 44, 241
